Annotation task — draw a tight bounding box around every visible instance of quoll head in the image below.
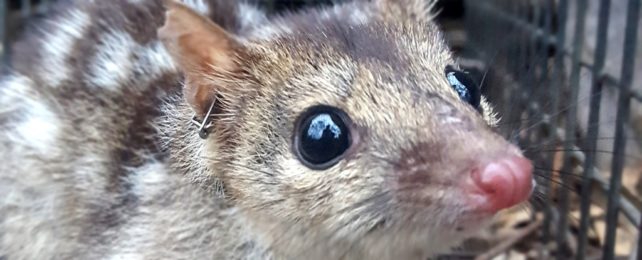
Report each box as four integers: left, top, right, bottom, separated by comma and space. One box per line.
159, 0, 534, 257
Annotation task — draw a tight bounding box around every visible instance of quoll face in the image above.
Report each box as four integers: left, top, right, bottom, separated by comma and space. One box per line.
217, 19, 533, 255
160, 0, 534, 257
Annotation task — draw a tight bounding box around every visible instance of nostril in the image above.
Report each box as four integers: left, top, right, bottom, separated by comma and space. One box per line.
471, 156, 534, 212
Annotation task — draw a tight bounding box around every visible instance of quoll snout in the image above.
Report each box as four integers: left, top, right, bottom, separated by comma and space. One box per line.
396, 137, 534, 215
466, 154, 534, 213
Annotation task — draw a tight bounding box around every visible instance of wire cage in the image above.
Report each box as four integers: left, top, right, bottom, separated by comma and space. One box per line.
459, 0, 642, 259
0, 0, 641, 259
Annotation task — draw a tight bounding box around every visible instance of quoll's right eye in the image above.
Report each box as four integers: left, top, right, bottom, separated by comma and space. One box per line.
293, 105, 352, 170
445, 65, 482, 110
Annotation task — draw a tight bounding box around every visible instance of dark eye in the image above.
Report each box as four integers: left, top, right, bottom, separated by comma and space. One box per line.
293, 105, 352, 169
445, 65, 481, 110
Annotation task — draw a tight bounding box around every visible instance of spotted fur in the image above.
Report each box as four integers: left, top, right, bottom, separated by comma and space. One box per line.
0, 0, 515, 259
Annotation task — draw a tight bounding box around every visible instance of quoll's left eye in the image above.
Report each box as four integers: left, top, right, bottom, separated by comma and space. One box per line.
293, 105, 352, 170
445, 65, 481, 110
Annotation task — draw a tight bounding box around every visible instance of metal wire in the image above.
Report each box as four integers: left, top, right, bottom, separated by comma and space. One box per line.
464, 0, 641, 258
603, 0, 640, 259
556, 0, 588, 258
577, 1, 611, 258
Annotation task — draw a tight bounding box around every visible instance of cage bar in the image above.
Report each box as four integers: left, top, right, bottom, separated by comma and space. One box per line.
575, 0, 610, 258
602, 0, 640, 259
465, 0, 641, 258
556, 0, 588, 257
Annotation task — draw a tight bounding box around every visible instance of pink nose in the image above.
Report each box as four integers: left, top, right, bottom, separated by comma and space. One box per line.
471, 155, 534, 212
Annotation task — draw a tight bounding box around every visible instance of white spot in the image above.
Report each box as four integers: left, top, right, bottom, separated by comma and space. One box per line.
442, 116, 463, 124
11, 98, 61, 152
237, 3, 267, 30
321, 10, 333, 20
39, 9, 91, 87
108, 253, 143, 260
349, 9, 369, 25
181, 0, 210, 16
132, 41, 177, 83
248, 23, 293, 40
129, 161, 169, 198
1, 74, 61, 152
86, 31, 138, 90
0, 74, 31, 105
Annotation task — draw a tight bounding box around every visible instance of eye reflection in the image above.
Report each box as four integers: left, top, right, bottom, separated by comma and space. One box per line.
447, 71, 473, 103
308, 114, 341, 140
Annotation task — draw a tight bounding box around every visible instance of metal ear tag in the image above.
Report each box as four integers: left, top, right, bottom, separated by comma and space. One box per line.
191, 99, 217, 139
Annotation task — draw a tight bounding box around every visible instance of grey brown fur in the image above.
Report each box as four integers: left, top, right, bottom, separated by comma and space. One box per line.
0, 0, 522, 259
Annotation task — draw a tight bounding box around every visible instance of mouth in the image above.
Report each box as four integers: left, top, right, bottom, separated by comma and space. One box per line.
454, 210, 497, 230
365, 202, 498, 235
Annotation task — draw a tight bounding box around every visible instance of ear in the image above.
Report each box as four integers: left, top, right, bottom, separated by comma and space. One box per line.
374, 0, 438, 23
158, 0, 244, 116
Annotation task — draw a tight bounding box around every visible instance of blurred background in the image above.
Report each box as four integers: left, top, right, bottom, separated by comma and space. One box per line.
0, 0, 640, 259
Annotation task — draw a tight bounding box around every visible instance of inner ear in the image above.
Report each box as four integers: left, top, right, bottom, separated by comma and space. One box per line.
158, 0, 246, 117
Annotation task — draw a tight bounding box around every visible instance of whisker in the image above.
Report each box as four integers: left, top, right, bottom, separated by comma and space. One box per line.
200, 156, 277, 178
518, 136, 641, 151
505, 90, 607, 140
533, 166, 586, 178
528, 149, 641, 160
533, 171, 580, 194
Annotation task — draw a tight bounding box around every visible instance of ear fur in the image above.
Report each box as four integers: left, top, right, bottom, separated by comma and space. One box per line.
158, 0, 244, 116
374, 0, 439, 23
